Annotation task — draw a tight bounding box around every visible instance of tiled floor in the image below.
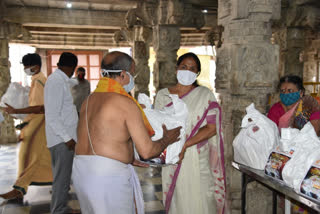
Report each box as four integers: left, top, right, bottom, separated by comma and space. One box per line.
0, 144, 165, 214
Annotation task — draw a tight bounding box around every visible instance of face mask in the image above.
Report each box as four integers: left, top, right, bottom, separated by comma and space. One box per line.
280, 91, 301, 106
177, 70, 197, 86
123, 72, 135, 92
24, 66, 36, 76
100, 69, 122, 77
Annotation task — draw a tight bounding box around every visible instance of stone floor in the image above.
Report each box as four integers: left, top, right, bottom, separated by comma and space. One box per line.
0, 144, 165, 214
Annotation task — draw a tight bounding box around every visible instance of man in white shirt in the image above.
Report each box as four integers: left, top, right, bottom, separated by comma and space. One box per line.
44, 52, 79, 214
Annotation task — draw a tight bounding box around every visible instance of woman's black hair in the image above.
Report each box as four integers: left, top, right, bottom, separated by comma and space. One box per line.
176, 52, 201, 87
279, 75, 305, 94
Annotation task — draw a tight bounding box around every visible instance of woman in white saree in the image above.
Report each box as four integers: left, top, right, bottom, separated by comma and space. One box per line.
154, 52, 226, 214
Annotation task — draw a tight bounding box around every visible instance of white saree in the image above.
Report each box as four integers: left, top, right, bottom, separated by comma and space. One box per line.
154, 86, 226, 214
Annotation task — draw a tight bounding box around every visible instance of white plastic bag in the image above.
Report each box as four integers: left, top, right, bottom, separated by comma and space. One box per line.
137, 93, 152, 109
282, 122, 320, 192
0, 82, 29, 120
233, 103, 280, 170
264, 127, 299, 180
299, 156, 320, 201
138, 93, 188, 164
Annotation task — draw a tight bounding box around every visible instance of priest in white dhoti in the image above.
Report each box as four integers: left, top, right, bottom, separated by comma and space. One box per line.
71, 51, 181, 214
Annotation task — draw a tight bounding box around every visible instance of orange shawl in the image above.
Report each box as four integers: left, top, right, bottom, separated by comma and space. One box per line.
94, 77, 155, 136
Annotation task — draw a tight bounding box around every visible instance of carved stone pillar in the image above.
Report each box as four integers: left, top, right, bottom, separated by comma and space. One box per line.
284, 0, 320, 78
0, 27, 16, 144
0, 20, 31, 144
133, 41, 150, 97
216, 0, 280, 213
152, 25, 180, 90
126, 0, 204, 92
113, 25, 152, 98
285, 27, 304, 77
132, 26, 152, 98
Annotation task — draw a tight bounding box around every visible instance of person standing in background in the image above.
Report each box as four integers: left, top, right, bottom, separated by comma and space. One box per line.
44, 52, 80, 214
71, 67, 90, 114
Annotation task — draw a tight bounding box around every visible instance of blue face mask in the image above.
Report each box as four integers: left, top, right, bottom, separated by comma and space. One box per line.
280, 91, 301, 106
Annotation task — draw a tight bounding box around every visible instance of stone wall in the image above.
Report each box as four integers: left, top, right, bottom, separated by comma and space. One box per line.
216, 0, 280, 213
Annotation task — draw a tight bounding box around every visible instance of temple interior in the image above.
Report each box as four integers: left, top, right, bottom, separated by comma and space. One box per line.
0, 0, 320, 213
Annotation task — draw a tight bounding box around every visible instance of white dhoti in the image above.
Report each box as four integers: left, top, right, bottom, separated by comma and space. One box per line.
72, 155, 144, 214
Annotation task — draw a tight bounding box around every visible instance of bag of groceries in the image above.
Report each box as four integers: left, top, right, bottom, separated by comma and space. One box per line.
233, 103, 279, 170
0, 82, 29, 120
137, 93, 188, 164
299, 157, 320, 201
264, 127, 299, 180
280, 123, 320, 201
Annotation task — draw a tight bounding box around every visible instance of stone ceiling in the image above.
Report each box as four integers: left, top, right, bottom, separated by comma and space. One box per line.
2, 0, 218, 50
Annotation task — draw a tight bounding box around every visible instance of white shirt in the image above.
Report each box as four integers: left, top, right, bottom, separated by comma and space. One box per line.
44, 68, 78, 148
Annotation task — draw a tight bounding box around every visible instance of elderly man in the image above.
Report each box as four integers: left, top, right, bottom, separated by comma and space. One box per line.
72, 51, 181, 214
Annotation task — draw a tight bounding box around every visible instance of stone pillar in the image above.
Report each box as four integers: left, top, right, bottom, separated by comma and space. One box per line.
113, 25, 152, 98
133, 41, 150, 97
125, 0, 204, 92
152, 25, 180, 90
301, 30, 320, 95
132, 26, 152, 98
283, 0, 320, 79
0, 30, 17, 144
285, 27, 304, 77
216, 0, 280, 213
0, 19, 31, 144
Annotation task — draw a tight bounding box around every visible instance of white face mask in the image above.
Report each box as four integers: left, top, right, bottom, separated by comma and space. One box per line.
177, 70, 197, 86
24, 66, 36, 76
123, 72, 135, 92
100, 69, 122, 77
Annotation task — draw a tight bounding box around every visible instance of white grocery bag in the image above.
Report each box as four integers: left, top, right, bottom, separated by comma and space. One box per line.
0, 82, 30, 120
282, 122, 320, 193
138, 93, 188, 164
299, 157, 320, 201
233, 103, 279, 170
264, 127, 299, 180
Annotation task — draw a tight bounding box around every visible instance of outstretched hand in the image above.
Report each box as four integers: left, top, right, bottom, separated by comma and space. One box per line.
162, 125, 181, 147
0, 103, 16, 114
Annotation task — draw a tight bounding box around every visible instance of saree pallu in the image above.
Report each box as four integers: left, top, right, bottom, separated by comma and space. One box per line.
154, 86, 226, 214
14, 114, 53, 194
